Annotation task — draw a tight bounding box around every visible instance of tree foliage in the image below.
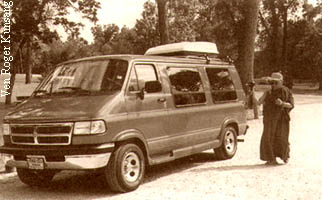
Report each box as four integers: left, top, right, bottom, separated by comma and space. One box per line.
91, 24, 120, 55
133, 1, 160, 54
288, 1, 322, 88
37, 37, 91, 75
168, 0, 200, 42
253, 0, 322, 90
0, 0, 100, 104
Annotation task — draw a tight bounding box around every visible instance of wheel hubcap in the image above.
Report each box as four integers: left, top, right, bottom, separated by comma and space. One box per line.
224, 130, 235, 154
122, 152, 141, 183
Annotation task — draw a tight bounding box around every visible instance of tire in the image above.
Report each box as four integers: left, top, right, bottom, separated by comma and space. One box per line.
214, 126, 238, 160
105, 143, 145, 193
17, 168, 56, 187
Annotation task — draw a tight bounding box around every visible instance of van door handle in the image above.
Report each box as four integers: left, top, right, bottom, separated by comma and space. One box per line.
157, 98, 166, 103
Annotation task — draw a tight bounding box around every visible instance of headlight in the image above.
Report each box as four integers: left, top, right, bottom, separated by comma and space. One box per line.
73, 120, 106, 135
2, 124, 10, 135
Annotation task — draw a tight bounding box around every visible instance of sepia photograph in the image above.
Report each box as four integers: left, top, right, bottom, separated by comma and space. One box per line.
0, 0, 321, 199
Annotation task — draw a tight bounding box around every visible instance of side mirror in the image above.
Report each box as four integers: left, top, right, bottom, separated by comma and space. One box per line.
145, 81, 162, 93
132, 80, 162, 100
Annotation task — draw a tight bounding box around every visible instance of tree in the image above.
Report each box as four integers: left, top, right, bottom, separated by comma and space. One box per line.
90, 24, 138, 55
235, 0, 260, 87
287, 1, 322, 89
191, 0, 260, 116
0, 0, 100, 104
91, 24, 120, 55
238, 0, 260, 118
112, 27, 137, 54
156, 0, 170, 44
258, 0, 303, 74
168, 0, 200, 42
37, 37, 92, 76
133, 0, 200, 54
133, 1, 160, 54
257, 0, 322, 88
192, 0, 259, 84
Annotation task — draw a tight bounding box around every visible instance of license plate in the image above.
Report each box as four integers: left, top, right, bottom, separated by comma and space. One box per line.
27, 156, 45, 170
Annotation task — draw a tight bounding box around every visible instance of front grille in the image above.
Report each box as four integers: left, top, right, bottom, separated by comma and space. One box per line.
11, 126, 34, 134
10, 123, 73, 145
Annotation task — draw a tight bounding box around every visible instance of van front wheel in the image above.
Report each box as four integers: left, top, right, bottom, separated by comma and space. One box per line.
105, 143, 145, 193
214, 126, 237, 160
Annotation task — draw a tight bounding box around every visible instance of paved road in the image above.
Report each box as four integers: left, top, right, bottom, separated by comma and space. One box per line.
0, 96, 321, 200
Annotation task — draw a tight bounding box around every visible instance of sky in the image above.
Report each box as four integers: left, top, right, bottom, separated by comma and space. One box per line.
62, 0, 318, 43
62, 0, 149, 43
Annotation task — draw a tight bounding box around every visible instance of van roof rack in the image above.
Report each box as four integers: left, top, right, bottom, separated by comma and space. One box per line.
144, 42, 234, 64
145, 42, 218, 55
145, 41, 218, 58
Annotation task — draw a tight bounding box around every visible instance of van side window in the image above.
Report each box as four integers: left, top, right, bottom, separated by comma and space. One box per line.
167, 67, 206, 106
128, 64, 159, 92
206, 68, 237, 102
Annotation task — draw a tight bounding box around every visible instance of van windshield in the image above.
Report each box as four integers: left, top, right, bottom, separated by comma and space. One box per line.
34, 59, 128, 97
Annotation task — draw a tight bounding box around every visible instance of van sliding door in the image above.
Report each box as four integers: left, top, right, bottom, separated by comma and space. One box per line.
165, 66, 215, 151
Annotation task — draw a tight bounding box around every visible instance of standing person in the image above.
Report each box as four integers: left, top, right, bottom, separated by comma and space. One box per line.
257, 72, 294, 165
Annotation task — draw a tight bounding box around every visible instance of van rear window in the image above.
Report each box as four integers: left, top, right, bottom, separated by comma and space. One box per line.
206, 68, 237, 102
167, 67, 206, 106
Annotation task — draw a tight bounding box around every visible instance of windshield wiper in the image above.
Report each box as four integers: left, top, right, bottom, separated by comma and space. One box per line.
57, 87, 92, 95
33, 89, 50, 96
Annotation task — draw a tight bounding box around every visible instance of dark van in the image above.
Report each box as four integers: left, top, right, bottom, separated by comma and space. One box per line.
0, 42, 248, 192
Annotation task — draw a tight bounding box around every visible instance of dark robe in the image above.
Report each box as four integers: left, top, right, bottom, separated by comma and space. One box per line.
260, 86, 294, 161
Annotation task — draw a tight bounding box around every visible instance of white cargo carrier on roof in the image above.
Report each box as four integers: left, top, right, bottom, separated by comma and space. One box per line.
144, 41, 219, 56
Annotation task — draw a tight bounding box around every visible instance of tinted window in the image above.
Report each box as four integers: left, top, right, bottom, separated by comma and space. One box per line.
128, 64, 159, 92
206, 68, 237, 102
167, 67, 206, 106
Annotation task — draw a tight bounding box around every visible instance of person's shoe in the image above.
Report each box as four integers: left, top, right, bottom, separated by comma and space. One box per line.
282, 158, 289, 164
265, 160, 278, 165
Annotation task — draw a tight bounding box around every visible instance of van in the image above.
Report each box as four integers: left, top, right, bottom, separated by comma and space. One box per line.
0, 42, 248, 192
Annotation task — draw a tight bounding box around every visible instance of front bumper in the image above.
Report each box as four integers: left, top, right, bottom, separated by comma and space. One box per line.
0, 143, 114, 170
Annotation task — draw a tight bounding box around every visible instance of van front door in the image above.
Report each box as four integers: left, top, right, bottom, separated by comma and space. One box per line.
125, 63, 168, 155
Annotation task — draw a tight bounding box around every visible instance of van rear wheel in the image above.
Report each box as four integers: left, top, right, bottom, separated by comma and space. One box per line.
105, 143, 145, 193
214, 126, 237, 160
